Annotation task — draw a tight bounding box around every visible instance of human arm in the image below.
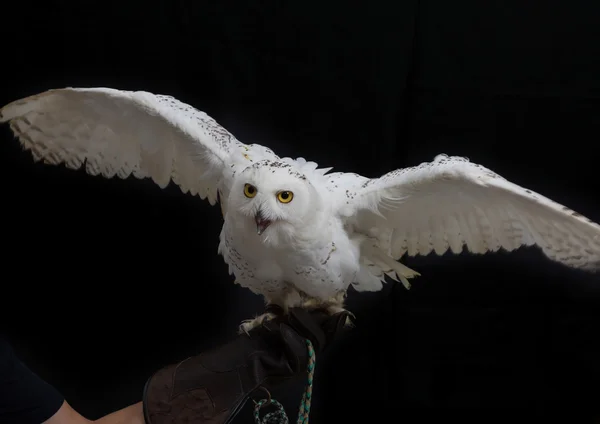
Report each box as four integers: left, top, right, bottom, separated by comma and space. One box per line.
143, 308, 350, 424
2, 308, 348, 424
0, 337, 144, 424
92, 402, 144, 424
43, 400, 144, 424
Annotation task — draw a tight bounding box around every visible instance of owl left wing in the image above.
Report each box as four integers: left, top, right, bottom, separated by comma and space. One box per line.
333, 154, 600, 272
0, 87, 261, 208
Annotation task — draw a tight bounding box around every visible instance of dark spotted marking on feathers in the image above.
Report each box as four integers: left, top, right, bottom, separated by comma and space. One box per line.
361, 180, 375, 188
250, 159, 306, 180
321, 242, 336, 265
225, 234, 255, 278
251, 159, 290, 169
155, 94, 240, 152
560, 207, 593, 222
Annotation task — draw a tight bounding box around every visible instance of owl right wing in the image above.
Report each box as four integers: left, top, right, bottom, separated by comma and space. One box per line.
330, 155, 600, 272
1, 87, 257, 207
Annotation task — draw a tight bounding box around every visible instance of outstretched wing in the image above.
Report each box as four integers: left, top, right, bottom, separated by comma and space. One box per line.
331, 154, 600, 271
0, 87, 250, 206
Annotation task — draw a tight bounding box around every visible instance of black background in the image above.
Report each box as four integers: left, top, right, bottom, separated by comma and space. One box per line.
1, 0, 600, 422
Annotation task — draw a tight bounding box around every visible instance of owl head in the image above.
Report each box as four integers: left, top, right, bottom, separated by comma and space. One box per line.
228, 160, 323, 245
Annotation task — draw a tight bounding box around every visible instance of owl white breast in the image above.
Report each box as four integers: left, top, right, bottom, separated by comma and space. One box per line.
217, 158, 360, 302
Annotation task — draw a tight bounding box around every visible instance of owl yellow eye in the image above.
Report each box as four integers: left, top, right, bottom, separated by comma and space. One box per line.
276, 191, 294, 203
244, 184, 257, 198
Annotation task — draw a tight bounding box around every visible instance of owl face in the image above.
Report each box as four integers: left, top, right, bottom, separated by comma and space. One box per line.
228, 163, 316, 242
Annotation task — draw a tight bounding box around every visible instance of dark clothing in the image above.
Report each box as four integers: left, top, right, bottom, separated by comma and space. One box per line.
144, 308, 350, 424
0, 337, 64, 424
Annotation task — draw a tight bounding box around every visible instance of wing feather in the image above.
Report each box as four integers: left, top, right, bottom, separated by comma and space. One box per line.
1, 87, 250, 205
337, 154, 600, 271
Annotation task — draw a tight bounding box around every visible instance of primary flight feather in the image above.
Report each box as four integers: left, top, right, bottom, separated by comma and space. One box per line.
2, 87, 599, 331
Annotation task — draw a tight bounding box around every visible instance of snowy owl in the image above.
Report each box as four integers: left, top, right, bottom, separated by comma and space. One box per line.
2, 87, 599, 333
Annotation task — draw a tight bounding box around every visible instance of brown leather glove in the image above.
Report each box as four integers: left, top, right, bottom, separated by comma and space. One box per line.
142, 308, 350, 424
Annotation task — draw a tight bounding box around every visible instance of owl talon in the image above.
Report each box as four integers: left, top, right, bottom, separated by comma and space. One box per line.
239, 324, 251, 337
238, 312, 278, 335
323, 301, 355, 328
332, 308, 355, 328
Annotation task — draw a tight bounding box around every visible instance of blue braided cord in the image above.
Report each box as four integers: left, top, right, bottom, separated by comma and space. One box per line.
253, 339, 316, 424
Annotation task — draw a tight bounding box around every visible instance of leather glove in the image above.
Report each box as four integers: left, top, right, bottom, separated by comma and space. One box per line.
143, 308, 350, 424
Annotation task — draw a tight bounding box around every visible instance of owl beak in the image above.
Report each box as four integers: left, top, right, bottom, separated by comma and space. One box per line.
255, 210, 272, 235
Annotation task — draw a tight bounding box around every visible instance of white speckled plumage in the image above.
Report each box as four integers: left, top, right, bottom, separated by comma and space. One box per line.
2, 87, 599, 330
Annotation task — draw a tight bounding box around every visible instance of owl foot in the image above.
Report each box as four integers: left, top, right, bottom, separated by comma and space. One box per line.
299, 296, 355, 328
238, 311, 278, 335
327, 305, 355, 328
